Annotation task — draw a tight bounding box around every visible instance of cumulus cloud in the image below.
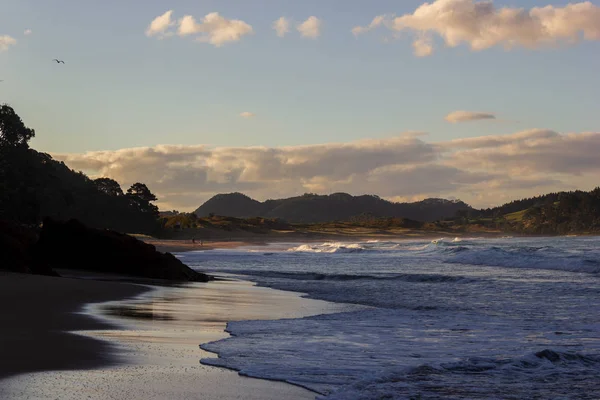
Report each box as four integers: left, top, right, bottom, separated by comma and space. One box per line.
239, 112, 255, 118
352, 15, 391, 36
146, 10, 174, 38
146, 11, 252, 46
24, 29, 32, 36
53, 130, 600, 210
445, 111, 496, 123
273, 17, 291, 37
176, 12, 253, 46
358, 0, 600, 56
298, 16, 322, 39
0, 35, 17, 52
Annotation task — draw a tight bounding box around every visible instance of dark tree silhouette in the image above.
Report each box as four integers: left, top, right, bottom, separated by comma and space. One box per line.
127, 183, 159, 218
127, 183, 157, 202
0, 106, 160, 233
94, 177, 124, 197
0, 104, 35, 148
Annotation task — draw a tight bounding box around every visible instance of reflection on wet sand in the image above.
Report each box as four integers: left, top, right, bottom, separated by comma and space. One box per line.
0, 277, 352, 400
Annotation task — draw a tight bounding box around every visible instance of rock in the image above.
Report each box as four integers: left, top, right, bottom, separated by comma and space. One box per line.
33, 218, 210, 282
0, 220, 58, 276
535, 349, 561, 363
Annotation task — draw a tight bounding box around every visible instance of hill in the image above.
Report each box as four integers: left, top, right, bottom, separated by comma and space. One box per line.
194, 192, 472, 223
456, 188, 600, 235
0, 104, 160, 234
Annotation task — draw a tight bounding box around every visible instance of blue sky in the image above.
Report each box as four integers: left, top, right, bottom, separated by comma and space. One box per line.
1, 0, 600, 209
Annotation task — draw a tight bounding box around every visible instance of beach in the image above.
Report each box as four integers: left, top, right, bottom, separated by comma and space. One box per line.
0, 269, 347, 400
0, 272, 148, 380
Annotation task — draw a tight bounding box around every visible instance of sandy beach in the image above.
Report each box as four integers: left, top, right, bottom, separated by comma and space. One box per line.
0, 271, 349, 399
0, 272, 148, 380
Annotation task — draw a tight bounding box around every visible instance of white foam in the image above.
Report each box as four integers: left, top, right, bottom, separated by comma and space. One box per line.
184, 236, 600, 398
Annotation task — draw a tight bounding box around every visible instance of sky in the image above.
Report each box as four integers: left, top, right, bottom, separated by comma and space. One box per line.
1, 0, 599, 211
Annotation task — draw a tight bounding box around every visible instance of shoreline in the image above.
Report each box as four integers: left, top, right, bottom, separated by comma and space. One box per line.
146, 231, 600, 254
0, 271, 349, 399
0, 272, 149, 380
143, 232, 506, 253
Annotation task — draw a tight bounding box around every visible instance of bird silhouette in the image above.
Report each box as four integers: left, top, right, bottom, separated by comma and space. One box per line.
52, 59, 65, 64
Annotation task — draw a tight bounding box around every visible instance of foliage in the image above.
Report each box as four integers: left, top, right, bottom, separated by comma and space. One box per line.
455, 188, 600, 235
0, 104, 35, 148
0, 105, 160, 233
94, 177, 124, 197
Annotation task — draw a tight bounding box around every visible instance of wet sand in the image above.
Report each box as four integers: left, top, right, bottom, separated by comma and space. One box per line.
0, 274, 349, 399
0, 272, 148, 380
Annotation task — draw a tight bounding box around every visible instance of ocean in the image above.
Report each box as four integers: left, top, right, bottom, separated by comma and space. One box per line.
182, 236, 600, 399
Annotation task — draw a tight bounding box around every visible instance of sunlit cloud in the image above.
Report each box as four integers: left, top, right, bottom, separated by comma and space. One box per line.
356, 0, 600, 56
239, 112, 255, 118
352, 15, 391, 36
273, 17, 291, 38
23, 29, 32, 36
53, 129, 600, 211
298, 16, 322, 39
145, 10, 175, 38
146, 10, 253, 46
0, 35, 17, 52
177, 12, 253, 47
445, 111, 496, 123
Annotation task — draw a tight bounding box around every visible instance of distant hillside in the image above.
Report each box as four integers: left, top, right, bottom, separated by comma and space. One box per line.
457, 188, 600, 235
194, 192, 472, 223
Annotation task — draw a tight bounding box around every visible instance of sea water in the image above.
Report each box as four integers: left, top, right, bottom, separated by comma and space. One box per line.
183, 237, 600, 399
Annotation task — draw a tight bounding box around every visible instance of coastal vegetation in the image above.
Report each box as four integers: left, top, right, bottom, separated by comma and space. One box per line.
0, 104, 160, 234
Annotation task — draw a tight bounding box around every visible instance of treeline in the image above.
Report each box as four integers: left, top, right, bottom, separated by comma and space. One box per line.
458, 189, 600, 235
0, 105, 159, 234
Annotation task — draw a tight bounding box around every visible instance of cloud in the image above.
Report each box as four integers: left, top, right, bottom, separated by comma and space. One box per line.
273, 17, 291, 38
360, 0, 600, 56
445, 111, 496, 123
413, 36, 434, 57
53, 130, 600, 211
446, 130, 600, 176
239, 112, 255, 118
352, 15, 391, 36
441, 128, 558, 149
298, 16, 322, 39
24, 29, 32, 36
176, 12, 253, 46
146, 10, 174, 38
400, 131, 429, 138
0, 35, 17, 52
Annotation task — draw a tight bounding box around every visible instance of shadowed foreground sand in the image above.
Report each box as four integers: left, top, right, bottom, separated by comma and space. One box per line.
0, 272, 350, 399
0, 272, 148, 379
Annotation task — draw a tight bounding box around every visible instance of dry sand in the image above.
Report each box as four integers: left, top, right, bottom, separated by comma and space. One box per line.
145, 238, 256, 253
0, 273, 351, 399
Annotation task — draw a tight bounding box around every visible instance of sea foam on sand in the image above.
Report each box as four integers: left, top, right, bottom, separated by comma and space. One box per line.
0, 277, 350, 400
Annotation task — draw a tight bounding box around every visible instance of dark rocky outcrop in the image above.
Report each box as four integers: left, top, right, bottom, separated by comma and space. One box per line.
0, 220, 58, 276
33, 218, 210, 282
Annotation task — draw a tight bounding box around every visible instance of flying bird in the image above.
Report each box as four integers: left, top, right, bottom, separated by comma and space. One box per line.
52, 59, 65, 64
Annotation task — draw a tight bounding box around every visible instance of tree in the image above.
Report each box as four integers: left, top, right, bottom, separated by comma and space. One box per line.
127, 183, 157, 202
0, 104, 35, 148
94, 177, 124, 197
126, 182, 159, 217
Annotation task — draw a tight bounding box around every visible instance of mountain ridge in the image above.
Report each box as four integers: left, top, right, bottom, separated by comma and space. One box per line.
194, 192, 471, 223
